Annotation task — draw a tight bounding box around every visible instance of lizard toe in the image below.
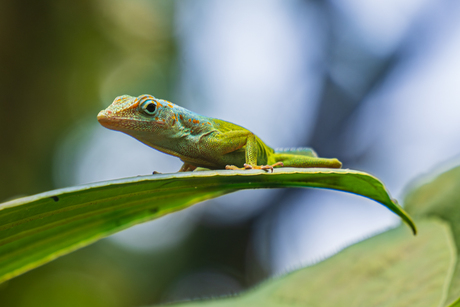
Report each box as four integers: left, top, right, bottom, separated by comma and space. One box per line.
260, 165, 274, 172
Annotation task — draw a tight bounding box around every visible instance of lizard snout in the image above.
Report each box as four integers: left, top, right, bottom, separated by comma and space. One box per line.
97, 110, 112, 128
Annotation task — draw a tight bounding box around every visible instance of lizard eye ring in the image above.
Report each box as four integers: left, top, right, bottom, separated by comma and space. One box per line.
140, 99, 157, 115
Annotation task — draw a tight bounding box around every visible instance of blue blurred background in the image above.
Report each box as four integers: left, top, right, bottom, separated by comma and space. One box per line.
1, 0, 460, 305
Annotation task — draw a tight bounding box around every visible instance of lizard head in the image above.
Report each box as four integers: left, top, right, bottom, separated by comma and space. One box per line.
97, 94, 180, 142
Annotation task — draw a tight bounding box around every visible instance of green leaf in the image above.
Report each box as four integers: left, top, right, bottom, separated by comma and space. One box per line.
0, 168, 415, 283
405, 165, 460, 305
169, 219, 454, 307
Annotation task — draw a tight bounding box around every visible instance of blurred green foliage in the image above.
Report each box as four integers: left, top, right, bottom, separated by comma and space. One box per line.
405, 165, 460, 305
171, 220, 454, 307
0, 0, 176, 202
0, 1, 178, 305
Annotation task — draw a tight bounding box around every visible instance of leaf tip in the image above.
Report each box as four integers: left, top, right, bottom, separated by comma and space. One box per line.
407, 217, 417, 236
392, 198, 417, 235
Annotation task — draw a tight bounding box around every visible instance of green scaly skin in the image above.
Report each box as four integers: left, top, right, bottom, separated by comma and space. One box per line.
97, 94, 342, 172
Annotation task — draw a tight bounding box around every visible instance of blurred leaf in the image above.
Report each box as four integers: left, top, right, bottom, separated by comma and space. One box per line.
169, 220, 454, 307
405, 165, 460, 305
0, 168, 414, 284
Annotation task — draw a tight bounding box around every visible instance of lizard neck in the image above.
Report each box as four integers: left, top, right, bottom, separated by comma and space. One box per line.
171, 105, 215, 136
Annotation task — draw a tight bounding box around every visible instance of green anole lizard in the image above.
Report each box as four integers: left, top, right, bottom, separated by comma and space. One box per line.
97, 94, 342, 172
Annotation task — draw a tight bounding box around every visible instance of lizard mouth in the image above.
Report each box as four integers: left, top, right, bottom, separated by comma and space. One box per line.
97, 110, 130, 130
97, 110, 165, 131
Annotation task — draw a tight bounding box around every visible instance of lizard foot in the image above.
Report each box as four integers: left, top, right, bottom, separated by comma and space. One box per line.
178, 163, 197, 172
225, 162, 284, 173
244, 162, 284, 173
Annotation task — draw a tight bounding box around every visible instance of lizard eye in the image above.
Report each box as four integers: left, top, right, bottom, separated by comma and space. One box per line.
140, 100, 157, 115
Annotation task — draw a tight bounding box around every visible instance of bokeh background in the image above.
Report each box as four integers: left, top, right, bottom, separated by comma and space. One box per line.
1, 0, 460, 306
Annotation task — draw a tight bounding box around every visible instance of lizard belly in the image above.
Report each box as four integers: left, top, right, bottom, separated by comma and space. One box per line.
178, 146, 246, 169
179, 151, 245, 169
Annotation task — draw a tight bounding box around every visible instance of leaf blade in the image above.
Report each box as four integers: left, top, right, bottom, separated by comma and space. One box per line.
0, 168, 415, 283
404, 165, 460, 305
